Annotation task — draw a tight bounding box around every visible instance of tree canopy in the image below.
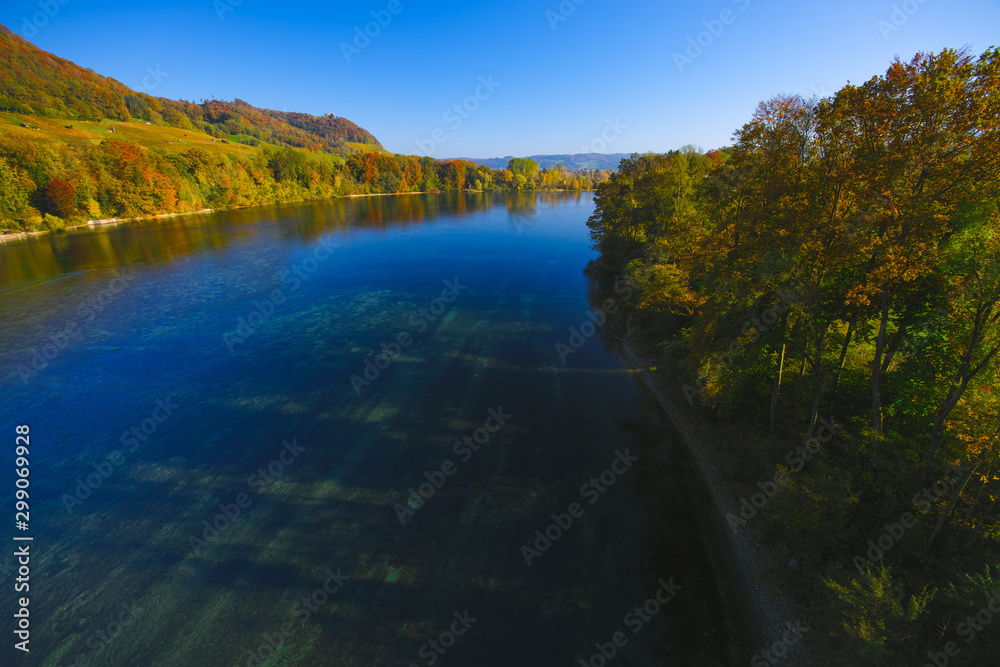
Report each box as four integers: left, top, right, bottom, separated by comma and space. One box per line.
587, 47, 1000, 666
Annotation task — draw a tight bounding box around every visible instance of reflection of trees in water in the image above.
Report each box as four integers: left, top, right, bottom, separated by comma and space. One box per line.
507, 192, 539, 234
1, 191, 592, 284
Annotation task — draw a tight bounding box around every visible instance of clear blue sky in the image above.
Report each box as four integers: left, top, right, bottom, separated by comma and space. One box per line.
2, 0, 996, 158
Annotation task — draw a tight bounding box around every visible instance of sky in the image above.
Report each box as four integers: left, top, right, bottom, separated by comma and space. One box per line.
1, 0, 997, 159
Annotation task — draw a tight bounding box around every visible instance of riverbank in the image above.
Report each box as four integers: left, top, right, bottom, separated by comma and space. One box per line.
0, 193, 762, 665
0, 188, 595, 244
345, 191, 424, 197
620, 337, 812, 666
0, 208, 218, 243
0, 229, 45, 244
86, 207, 217, 228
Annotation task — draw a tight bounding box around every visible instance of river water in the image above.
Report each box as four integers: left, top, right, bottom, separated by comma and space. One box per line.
0, 192, 756, 666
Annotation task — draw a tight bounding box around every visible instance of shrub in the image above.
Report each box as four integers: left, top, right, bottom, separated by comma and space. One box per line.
825, 566, 934, 664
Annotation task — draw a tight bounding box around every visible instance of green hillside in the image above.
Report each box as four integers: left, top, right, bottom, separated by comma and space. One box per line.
3, 113, 260, 158
0, 24, 382, 156
0, 24, 608, 234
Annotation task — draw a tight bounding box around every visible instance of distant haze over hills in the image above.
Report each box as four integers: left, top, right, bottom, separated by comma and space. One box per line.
450, 153, 632, 171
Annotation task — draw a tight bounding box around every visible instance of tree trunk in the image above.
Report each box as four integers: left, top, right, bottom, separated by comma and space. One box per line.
807, 327, 829, 436
920, 303, 1000, 480
926, 448, 989, 551
975, 491, 1000, 540
808, 373, 827, 437
948, 463, 993, 549
870, 287, 892, 436
829, 309, 858, 406
880, 320, 908, 376
770, 342, 786, 432
923, 379, 970, 476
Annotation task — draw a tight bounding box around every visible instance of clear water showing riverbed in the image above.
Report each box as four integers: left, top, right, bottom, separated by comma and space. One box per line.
0, 192, 754, 666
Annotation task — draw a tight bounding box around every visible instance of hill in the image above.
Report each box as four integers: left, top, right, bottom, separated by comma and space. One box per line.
451, 153, 633, 171
0, 25, 610, 235
0, 24, 382, 156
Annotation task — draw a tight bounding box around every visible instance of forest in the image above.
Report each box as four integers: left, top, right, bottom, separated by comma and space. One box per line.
0, 131, 610, 233
0, 22, 610, 233
587, 47, 1000, 665
0, 24, 380, 153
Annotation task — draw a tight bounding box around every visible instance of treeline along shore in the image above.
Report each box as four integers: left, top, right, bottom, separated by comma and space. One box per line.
0, 134, 610, 235
587, 47, 1000, 666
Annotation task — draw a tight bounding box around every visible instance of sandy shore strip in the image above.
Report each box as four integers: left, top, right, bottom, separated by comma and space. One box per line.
85, 208, 216, 228
0, 208, 217, 243
0, 230, 46, 244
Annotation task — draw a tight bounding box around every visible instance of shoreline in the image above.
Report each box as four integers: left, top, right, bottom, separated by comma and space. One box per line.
619, 338, 810, 666
0, 208, 218, 243
85, 207, 217, 228
345, 191, 425, 198
0, 189, 594, 244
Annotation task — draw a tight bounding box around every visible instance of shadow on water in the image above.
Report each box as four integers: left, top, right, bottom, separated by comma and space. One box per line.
0, 192, 756, 666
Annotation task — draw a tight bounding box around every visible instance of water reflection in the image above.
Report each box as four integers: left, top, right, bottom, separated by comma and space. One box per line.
0, 191, 588, 287
0, 191, 751, 666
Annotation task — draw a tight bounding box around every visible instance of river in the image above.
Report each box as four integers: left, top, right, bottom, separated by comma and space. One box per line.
0, 192, 757, 666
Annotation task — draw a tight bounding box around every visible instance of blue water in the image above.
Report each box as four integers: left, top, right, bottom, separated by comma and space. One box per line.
0, 192, 748, 666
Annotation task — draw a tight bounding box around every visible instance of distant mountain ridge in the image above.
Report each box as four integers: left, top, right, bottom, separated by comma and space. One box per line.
0, 24, 382, 155
451, 153, 632, 171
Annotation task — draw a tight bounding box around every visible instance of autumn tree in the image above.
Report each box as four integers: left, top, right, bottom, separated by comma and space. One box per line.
45, 177, 77, 218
